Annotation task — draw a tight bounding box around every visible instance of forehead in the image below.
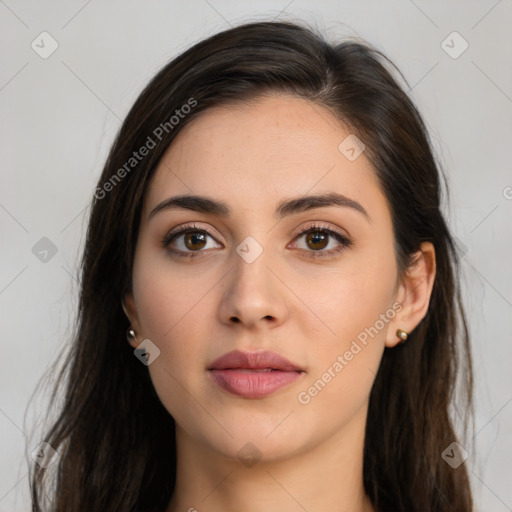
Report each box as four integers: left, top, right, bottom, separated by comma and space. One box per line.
143, 94, 384, 219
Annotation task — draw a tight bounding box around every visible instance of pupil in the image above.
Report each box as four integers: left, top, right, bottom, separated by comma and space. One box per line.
307, 231, 327, 250
185, 232, 206, 250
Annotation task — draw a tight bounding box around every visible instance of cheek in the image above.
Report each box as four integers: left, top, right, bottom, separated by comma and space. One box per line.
293, 252, 397, 349
293, 280, 392, 425
292, 248, 397, 404
132, 241, 219, 341
132, 274, 209, 425
131, 248, 220, 411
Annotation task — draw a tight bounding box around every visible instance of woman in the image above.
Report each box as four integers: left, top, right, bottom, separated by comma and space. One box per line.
30, 20, 473, 511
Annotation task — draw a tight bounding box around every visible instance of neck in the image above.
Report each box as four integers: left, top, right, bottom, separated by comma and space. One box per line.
166, 404, 375, 512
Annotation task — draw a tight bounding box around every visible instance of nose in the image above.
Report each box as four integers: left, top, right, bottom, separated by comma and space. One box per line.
218, 242, 289, 330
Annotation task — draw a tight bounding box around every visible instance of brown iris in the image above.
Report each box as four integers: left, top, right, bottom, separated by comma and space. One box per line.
306, 231, 328, 250
184, 232, 207, 251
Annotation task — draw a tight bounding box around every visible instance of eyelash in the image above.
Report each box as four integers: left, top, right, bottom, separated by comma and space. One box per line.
161, 222, 353, 260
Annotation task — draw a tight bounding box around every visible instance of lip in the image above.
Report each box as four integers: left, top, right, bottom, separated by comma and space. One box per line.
208, 350, 305, 399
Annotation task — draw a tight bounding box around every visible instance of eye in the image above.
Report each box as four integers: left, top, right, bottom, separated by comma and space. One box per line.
162, 223, 221, 258
162, 222, 353, 260
291, 223, 353, 258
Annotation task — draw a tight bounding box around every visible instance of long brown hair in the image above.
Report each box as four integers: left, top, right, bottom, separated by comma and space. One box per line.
29, 20, 473, 511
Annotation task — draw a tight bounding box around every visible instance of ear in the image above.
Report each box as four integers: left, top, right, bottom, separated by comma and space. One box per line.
122, 291, 142, 348
386, 241, 436, 348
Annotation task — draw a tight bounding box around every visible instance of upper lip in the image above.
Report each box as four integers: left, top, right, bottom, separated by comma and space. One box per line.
208, 350, 303, 372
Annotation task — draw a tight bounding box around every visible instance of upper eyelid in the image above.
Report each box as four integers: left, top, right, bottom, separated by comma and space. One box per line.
164, 223, 219, 241
297, 221, 350, 238
166, 221, 345, 236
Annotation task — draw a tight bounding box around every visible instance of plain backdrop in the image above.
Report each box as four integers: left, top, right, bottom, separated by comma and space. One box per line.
1, 1, 511, 510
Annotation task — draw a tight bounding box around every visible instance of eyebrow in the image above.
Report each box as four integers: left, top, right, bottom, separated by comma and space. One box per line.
148, 192, 371, 222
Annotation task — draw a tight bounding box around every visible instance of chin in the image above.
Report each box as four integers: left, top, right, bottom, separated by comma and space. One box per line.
193, 414, 314, 465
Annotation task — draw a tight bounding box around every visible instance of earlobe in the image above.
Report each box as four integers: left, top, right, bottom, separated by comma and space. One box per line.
121, 292, 142, 347
385, 242, 436, 348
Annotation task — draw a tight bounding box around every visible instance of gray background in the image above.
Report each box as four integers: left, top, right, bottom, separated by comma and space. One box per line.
1, 1, 511, 510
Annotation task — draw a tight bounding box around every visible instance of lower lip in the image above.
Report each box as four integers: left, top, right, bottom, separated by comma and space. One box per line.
208, 369, 303, 398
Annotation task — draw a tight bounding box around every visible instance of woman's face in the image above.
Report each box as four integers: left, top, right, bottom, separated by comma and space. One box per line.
126, 94, 407, 462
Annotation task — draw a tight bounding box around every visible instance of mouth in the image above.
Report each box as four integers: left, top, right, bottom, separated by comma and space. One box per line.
207, 350, 305, 399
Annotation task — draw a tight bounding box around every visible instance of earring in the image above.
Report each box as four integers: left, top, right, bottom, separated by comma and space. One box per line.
127, 328, 138, 346
396, 328, 408, 343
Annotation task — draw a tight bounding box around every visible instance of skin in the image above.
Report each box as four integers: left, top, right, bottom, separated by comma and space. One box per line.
123, 94, 436, 512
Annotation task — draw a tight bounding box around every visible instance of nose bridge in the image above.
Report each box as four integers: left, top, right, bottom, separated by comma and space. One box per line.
232, 234, 275, 300
219, 231, 288, 327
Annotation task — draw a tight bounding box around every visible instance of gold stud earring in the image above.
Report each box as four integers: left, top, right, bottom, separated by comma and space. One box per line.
127, 328, 137, 346
396, 328, 408, 343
